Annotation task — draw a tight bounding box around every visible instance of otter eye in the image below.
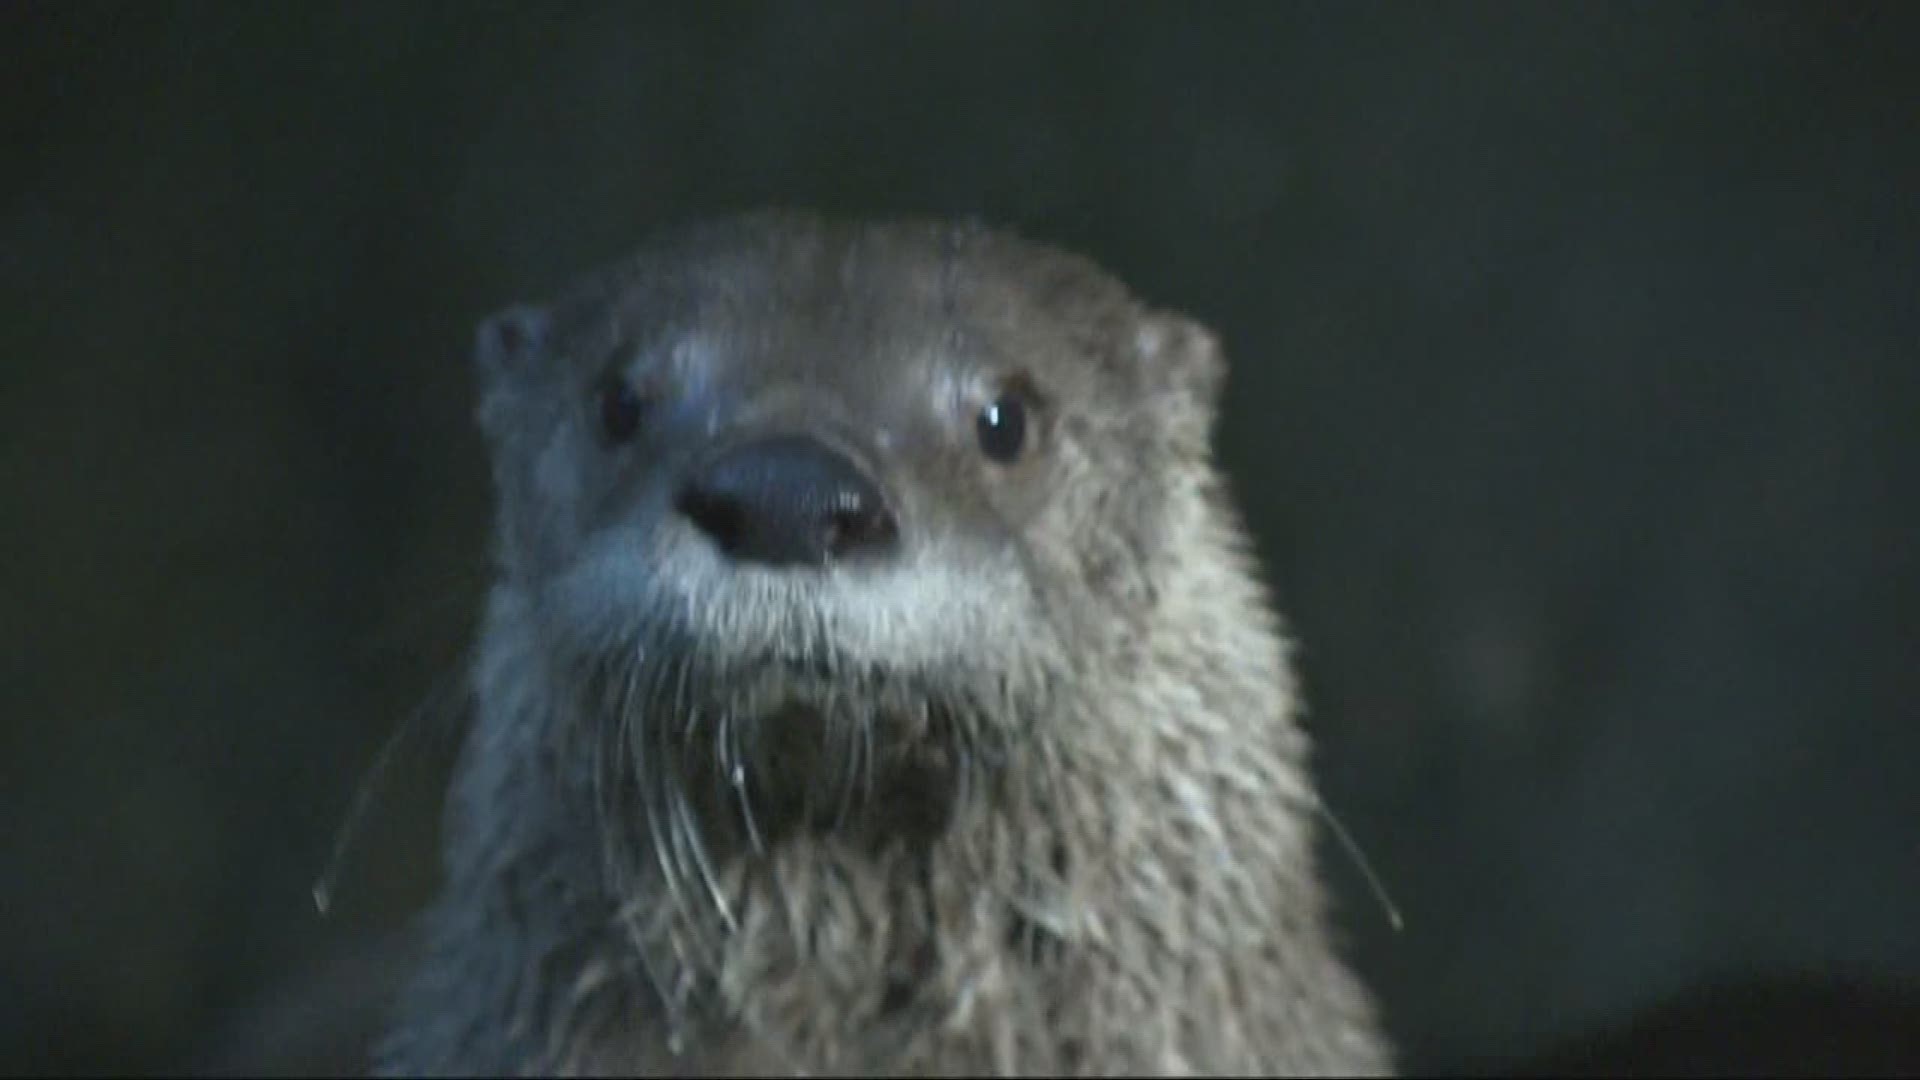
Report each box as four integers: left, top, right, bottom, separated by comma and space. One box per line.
976, 391, 1029, 464
597, 375, 644, 444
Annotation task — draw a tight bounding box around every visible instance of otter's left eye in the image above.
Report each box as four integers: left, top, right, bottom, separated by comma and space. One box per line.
597, 375, 644, 444
976, 391, 1029, 464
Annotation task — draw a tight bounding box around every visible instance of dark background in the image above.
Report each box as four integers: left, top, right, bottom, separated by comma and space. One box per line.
5, 2, 1917, 1075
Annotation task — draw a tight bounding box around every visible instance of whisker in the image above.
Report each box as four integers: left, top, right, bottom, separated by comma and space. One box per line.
671, 708, 738, 935
640, 665, 710, 965
625, 659, 701, 998
313, 652, 471, 917
609, 894, 672, 1023
858, 704, 876, 819
830, 699, 860, 832
1314, 792, 1404, 933
672, 666, 734, 971
596, 656, 633, 890
724, 708, 766, 857
597, 651, 680, 1017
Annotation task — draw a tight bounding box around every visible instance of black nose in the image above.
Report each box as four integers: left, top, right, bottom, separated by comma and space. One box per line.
676, 435, 899, 568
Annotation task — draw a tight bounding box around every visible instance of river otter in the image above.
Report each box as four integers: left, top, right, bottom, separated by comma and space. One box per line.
376, 211, 1391, 1076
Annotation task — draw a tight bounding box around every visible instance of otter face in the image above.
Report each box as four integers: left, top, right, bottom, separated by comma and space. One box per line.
470, 214, 1225, 844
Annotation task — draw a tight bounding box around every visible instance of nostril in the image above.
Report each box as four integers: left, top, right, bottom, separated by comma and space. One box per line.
826, 499, 897, 558
677, 488, 748, 557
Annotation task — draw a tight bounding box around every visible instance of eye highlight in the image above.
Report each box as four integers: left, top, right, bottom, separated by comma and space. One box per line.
976, 389, 1030, 464
596, 375, 645, 444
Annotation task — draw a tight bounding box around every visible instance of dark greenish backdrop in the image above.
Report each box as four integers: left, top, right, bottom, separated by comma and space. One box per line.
4, 3, 1916, 1075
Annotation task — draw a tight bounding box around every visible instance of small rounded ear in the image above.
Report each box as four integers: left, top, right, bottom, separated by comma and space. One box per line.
473, 303, 552, 440
1134, 310, 1228, 448
475, 303, 552, 388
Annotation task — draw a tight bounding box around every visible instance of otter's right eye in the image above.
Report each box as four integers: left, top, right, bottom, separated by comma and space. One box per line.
597, 376, 644, 444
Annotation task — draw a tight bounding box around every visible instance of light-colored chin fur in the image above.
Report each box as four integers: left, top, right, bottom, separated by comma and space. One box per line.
388, 480, 1391, 1077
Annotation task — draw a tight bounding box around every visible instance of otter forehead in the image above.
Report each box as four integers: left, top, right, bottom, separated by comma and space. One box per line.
528, 214, 1139, 413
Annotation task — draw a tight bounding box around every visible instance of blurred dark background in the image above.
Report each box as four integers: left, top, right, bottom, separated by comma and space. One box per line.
4, 2, 1917, 1075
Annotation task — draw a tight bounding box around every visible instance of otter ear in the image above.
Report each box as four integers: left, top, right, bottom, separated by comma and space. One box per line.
472, 303, 552, 441
474, 303, 551, 389
1134, 310, 1228, 446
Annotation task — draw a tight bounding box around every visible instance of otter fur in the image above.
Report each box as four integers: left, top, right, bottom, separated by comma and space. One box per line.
376, 212, 1392, 1077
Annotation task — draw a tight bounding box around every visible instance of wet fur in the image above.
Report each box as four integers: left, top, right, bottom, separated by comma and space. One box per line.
376, 213, 1391, 1076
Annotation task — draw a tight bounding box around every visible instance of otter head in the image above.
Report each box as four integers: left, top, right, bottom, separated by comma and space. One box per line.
470, 212, 1228, 881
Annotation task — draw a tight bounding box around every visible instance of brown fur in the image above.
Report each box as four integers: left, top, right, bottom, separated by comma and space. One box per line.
377, 212, 1392, 1076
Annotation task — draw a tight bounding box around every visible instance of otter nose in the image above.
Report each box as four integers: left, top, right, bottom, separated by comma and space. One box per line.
676, 435, 899, 568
